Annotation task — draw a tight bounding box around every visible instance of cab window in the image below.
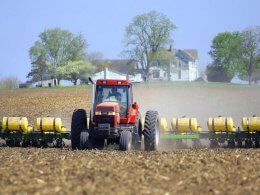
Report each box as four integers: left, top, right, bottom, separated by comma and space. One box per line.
95, 85, 129, 116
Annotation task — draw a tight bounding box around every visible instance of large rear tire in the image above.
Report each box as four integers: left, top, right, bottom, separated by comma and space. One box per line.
143, 111, 160, 151
119, 131, 132, 151
71, 109, 87, 150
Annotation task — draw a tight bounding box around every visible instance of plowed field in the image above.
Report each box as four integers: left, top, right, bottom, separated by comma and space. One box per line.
0, 84, 260, 194
0, 148, 259, 194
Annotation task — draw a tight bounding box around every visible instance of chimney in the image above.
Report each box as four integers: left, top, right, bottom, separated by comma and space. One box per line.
104, 67, 108, 79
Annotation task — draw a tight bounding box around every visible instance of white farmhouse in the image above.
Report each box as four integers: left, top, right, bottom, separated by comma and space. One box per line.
92, 60, 142, 83
150, 49, 199, 81
92, 68, 127, 81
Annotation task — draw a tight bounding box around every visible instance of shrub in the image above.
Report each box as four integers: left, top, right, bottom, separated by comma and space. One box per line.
194, 77, 205, 82
0, 76, 20, 89
205, 65, 234, 82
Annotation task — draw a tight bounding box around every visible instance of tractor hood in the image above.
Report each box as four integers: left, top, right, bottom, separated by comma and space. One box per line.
95, 102, 120, 114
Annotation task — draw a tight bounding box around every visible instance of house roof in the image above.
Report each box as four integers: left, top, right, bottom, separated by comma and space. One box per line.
94, 68, 126, 76
183, 49, 198, 60
175, 50, 194, 63
109, 59, 137, 75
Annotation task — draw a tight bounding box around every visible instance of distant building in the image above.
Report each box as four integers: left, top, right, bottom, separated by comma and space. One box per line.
19, 81, 32, 88
33, 79, 57, 87
92, 68, 142, 83
150, 49, 199, 81
92, 68, 127, 81
92, 60, 143, 82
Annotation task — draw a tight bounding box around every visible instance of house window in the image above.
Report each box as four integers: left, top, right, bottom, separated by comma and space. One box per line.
164, 72, 167, 77
153, 70, 160, 78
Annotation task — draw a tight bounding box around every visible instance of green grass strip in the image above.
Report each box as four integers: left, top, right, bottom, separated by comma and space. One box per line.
160, 133, 200, 140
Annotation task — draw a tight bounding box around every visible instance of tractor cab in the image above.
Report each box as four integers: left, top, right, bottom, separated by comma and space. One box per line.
95, 80, 132, 117
92, 79, 137, 132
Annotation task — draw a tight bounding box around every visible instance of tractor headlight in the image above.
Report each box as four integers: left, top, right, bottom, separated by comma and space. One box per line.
108, 112, 116, 116
95, 111, 102, 115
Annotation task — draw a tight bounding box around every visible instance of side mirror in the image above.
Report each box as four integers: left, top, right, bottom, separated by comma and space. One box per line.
132, 102, 138, 109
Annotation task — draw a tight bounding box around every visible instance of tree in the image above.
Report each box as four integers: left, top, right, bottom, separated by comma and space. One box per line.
29, 28, 87, 85
88, 51, 104, 62
58, 61, 95, 85
209, 32, 243, 79
149, 48, 176, 81
123, 11, 176, 81
205, 64, 234, 82
252, 68, 260, 83
88, 51, 111, 72
238, 26, 260, 85
27, 41, 49, 85
239, 64, 260, 84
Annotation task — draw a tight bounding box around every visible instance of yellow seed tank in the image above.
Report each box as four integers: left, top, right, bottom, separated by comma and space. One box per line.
242, 116, 260, 131
2, 117, 32, 132
207, 117, 236, 132
171, 117, 201, 133
36, 117, 66, 132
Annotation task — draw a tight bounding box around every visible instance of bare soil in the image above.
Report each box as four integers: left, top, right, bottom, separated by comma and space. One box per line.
0, 84, 260, 194
0, 148, 259, 195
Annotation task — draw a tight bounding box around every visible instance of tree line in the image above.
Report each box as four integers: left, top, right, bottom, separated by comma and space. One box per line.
27, 11, 259, 85
206, 27, 260, 84
27, 11, 177, 85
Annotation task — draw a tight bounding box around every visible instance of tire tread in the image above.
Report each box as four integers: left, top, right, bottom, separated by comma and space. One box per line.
143, 110, 159, 151
71, 109, 87, 150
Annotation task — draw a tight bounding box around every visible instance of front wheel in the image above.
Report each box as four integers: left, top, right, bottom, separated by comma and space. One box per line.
143, 111, 160, 151
119, 131, 132, 151
80, 131, 89, 149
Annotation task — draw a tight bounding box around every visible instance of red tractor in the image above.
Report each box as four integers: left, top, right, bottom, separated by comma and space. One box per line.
71, 78, 160, 151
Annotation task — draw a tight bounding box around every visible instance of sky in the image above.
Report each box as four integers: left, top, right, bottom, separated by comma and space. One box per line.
0, 0, 259, 82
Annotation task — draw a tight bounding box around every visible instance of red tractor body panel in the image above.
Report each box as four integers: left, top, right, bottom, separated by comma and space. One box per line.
95, 102, 120, 113
95, 102, 120, 128
96, 79, 131, 86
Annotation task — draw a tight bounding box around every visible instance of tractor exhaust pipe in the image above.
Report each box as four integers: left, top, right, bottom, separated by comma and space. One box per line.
88, 77, 94, 85
89, 77, 95, 122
